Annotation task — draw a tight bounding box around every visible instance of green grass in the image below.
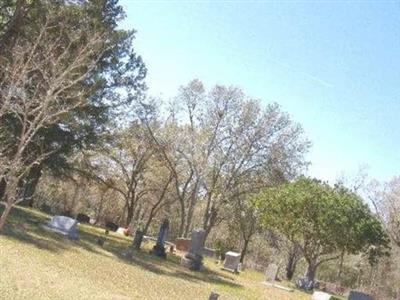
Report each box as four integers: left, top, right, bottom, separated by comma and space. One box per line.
0, 206, 311, 300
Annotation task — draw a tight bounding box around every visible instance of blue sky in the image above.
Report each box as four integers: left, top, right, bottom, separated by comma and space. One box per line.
120, 0, 400, 183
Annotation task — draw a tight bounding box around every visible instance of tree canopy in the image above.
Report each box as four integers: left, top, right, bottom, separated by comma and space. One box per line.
252, 177, 390, 281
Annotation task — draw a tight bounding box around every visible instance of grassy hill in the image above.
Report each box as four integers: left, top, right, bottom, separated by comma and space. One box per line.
0, 206, 311, 300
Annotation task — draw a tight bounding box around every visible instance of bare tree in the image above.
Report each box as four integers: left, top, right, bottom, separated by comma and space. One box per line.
84, 121, 175, 231
0, 10, 108, 230
370, 177, 400, 248
143, 80, 309, 240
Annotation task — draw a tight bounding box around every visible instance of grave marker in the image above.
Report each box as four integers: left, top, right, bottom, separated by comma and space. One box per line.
42, 215, 79, 240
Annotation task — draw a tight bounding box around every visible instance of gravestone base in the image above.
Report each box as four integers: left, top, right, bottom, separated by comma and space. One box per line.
150, 244, 167, 259
181, 252, 203, 271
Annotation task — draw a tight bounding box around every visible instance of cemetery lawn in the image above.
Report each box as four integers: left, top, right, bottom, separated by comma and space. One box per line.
0, 206, 311, 300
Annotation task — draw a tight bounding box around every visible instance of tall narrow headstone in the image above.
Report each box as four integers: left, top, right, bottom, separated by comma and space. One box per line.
180, 229, 206, 271
150, 219, 169, 258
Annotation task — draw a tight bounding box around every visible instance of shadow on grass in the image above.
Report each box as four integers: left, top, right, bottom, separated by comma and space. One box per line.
115, 248, 242, 290
0, 206, 118, 255
1, 206, 243, 290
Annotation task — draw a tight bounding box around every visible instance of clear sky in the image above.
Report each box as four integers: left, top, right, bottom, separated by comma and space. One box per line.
120, 0, 400, 183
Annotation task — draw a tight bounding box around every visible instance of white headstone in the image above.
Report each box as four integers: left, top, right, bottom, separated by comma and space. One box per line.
222, 251, 241, 273
42, 215, 79, 240
312, 291, 332, 300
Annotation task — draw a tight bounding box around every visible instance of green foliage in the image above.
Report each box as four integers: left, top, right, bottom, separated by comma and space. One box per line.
252, 177, 390, 274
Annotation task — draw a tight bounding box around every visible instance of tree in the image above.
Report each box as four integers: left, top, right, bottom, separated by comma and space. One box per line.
143, 80, 310, 240
85, 121, 174, 230
0, 0, 146, 229
231, 194, 260, 264
370, 177, 400, 248
252, 177, 390, 282
0, 0, 146, 209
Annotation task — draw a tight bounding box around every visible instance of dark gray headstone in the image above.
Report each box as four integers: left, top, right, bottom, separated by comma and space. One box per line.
42, 215, 79, 240
150, 219, 169, 258
348, 291, 374, 300
181, 229, 206, 271
222, 251, 241, 273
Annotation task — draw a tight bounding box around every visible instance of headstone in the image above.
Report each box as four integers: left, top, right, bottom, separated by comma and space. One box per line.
265, 263, 279, 282
76, 213, 90, 223
312, 291, 332, 300
208, 292, 220, 300
222, 251, 241, 273
105, 221, 119, 232
150, 219, 169, 258
348, 291, 374, 300
296, 277, 314, 290
203, 247, 216, 257
176, 238, 191, 251
42, 215, 79, 240
181, 229, 206, 271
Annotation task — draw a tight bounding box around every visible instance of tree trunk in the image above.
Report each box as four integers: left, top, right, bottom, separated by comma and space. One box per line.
183, 204, 194, 238
0, 176, 19, 231
178, 200, 186, 237
286, 253, 297, 280
183, 182, 198, 237
0, 178, 6, 200
94, 190, 106, 225
0, 203, 13, 231
22, 164, 42, 207
305, 259, 318, 282
125, 204, 134, 227
336, 250, 345, 282
286, 243, 302, 280
240, 238, 250, 264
